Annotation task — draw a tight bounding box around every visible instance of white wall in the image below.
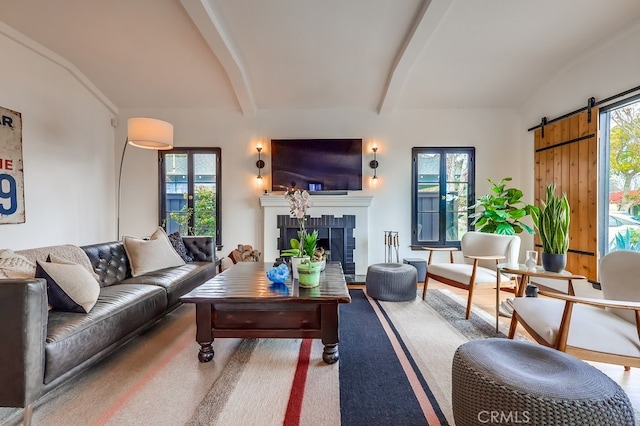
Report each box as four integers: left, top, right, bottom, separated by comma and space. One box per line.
516, 21, 640, 253
118, 107, 521, 266
0, 30, 115, 249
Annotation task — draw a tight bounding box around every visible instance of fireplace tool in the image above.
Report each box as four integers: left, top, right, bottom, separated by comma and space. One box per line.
384, 231, 399, 263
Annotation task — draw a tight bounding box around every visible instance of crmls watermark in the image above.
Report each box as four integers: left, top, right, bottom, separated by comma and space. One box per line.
478, 410, 531, 424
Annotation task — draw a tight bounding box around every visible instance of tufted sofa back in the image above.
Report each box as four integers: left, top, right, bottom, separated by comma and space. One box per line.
182, 236, 215, 262
81, 236, 216, 287
82, 242, 131, 287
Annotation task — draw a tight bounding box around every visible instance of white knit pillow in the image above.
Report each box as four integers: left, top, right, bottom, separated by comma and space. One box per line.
0, 249, 36, 278
123, 227, 185, 277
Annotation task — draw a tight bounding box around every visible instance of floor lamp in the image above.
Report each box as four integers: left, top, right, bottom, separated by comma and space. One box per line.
117, 117, 174, 239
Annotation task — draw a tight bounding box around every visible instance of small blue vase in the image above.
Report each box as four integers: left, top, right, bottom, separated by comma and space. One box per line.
266, 263, 290, 283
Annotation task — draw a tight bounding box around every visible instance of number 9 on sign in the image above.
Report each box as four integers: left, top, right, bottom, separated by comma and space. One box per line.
0, 173, 17, 215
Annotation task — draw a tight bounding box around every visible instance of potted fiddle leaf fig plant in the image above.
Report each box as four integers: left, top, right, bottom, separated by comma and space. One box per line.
471, 177, 539, 235
531, 184, 570, 272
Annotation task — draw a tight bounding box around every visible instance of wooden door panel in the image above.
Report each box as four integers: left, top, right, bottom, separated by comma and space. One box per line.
533, 110, 599, 281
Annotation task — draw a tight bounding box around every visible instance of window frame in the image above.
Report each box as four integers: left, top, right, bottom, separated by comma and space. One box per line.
598, 94, 640, 257
158, 147, 222, 248
411, 147, 475, 248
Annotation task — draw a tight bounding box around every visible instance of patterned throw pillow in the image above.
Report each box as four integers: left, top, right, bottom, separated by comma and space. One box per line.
167, 231, 193, 263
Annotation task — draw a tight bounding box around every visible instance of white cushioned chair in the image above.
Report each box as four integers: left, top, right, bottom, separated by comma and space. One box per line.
422, 231, 520, 327
508, 250, 640, 369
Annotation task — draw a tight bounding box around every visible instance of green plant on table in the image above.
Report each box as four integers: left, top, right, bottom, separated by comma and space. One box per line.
281, 229, 318, 258
531, 184, 570, 254
471, 177, 539, 235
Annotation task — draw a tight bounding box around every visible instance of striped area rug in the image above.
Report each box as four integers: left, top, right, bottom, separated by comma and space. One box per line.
188, 288, 509, 425
0, 288, 508, 426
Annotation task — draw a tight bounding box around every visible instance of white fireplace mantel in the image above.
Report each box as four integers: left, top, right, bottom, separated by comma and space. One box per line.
259, 194, 373, 275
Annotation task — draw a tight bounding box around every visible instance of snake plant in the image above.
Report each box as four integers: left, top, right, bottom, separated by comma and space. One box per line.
531, 184, 570, 254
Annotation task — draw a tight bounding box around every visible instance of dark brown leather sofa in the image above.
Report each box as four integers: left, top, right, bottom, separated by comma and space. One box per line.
0, 236, 216, 425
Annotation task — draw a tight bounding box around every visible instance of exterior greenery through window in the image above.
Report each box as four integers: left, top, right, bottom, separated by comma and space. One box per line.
159, 148, 221, 246
600, 97, 640, 254
411, 147, 475, 247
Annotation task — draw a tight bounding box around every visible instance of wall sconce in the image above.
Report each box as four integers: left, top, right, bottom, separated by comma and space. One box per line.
256, 144, 265, 185
369, 146, 379, 184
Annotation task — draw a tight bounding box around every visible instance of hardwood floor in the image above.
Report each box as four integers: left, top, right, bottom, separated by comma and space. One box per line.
351, 280, 640, 414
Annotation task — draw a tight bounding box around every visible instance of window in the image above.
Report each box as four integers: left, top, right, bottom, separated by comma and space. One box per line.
600, 96, 640, 255
159, 148, 221, 246
411, 147, 475, 247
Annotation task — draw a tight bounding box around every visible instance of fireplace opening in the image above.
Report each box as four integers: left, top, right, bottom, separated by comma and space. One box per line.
277, 214, 355, 274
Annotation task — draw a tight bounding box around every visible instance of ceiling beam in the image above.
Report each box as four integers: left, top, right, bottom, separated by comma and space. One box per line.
0, 21, 118, 116
180, 0, 256, 116
378, 0, 453, 114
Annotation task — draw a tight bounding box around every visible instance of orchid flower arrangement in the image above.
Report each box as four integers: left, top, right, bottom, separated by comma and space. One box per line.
281, 189, 317, 258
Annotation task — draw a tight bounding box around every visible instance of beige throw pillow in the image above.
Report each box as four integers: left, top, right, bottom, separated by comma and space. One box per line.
123, 227, 185, 277
36, 255, 100, 313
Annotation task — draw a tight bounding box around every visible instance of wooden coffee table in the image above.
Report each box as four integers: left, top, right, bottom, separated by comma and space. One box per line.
180, 262, 351, 364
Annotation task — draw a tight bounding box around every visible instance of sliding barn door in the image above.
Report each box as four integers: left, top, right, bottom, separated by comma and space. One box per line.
533, 110, 599, 281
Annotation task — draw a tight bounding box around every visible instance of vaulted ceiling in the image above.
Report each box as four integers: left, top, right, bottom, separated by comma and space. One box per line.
2, 0, 640, 115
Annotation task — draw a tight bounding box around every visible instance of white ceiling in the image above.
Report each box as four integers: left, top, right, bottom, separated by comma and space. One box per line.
2, 0, 640, 115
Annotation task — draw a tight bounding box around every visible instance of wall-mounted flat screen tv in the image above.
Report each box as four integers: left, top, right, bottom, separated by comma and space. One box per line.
271, 139, 362, 192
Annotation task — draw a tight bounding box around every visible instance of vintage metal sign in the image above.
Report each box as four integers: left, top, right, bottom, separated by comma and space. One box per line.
0, 106, 25, 224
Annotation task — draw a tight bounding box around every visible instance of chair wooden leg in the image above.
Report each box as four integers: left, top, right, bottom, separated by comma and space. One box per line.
625, 366, 631, 371
508, 313, 518, 339
465, 283, 475, 319
422, 276, 430, 300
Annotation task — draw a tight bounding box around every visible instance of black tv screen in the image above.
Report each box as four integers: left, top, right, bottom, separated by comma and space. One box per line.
271, 139, 362, 192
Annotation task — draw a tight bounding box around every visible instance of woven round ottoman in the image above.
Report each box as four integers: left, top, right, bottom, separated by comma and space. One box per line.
452, 338, 635, 426
365, 263, 417, 301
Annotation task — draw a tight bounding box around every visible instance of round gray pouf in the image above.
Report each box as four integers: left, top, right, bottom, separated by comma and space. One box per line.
365, 263, 417, 301
452, 338, 635, 426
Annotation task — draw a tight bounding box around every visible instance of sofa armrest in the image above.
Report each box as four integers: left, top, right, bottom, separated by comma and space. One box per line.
183, 236, 215, 262
0, 279, 48, 408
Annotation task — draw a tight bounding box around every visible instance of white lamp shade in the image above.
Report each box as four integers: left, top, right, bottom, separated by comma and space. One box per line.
127, 117, 174, 150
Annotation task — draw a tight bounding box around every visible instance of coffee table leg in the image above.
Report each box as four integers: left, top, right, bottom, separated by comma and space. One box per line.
198, 343, 214, 363
321, 303, 339, 364
322, 344, 339, 364
195, 303, 214, 362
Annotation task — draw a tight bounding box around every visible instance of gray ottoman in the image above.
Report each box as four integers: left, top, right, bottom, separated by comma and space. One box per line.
365, 263, 417, 301
402, 257, 427, 283
452, 338, 635, 426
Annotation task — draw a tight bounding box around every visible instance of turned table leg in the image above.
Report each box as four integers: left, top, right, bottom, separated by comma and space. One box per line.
195, 303, 214, 362
321, 303, 340, 364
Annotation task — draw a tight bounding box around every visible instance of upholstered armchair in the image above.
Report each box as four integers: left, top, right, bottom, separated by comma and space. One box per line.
508, 250, 640, 369
422, 231, 521, 328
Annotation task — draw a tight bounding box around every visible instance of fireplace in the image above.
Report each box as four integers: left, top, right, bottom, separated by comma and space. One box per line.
277, 214, 356, 274
259, 194, 373, 275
